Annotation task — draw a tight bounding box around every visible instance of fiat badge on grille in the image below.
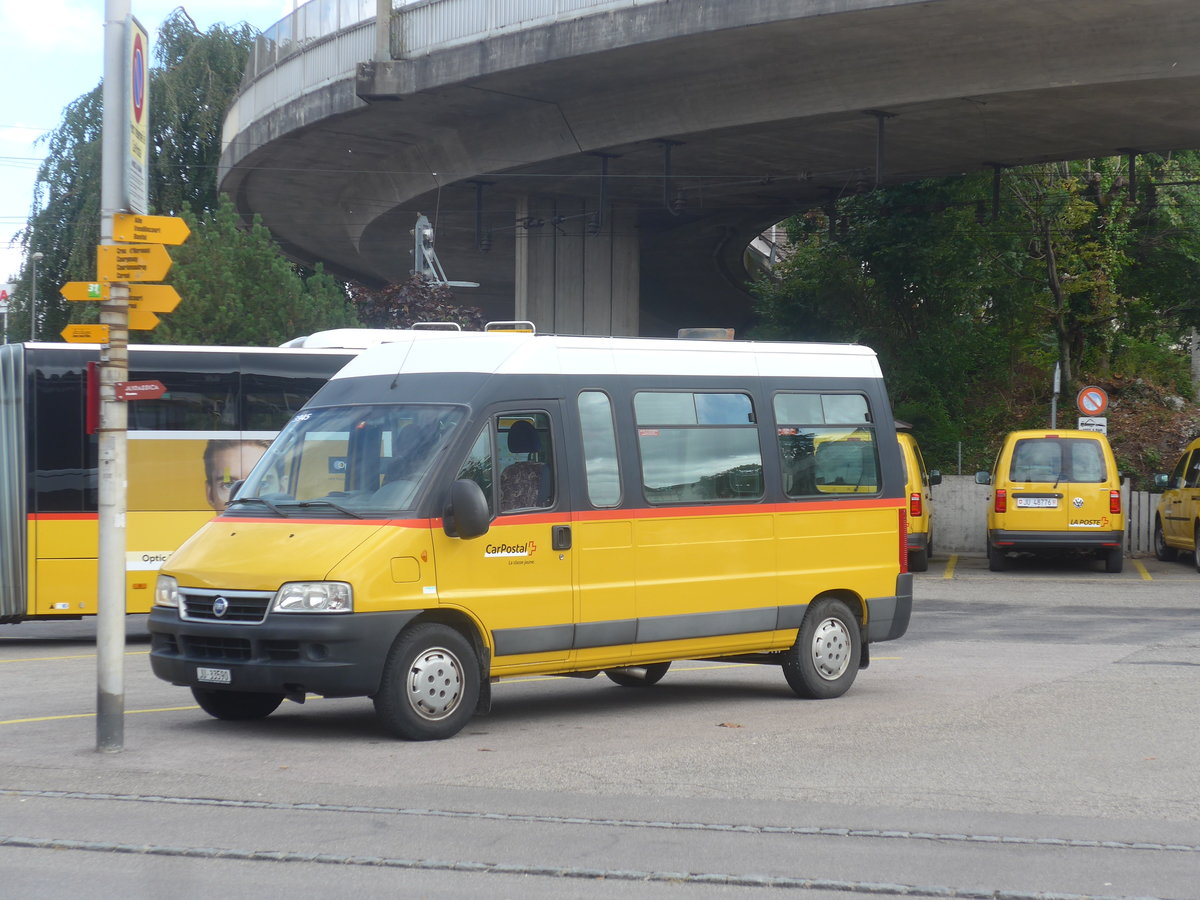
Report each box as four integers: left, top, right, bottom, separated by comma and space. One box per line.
212, 596, 229, 618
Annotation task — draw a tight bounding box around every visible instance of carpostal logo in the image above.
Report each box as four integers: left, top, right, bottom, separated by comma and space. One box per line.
485, 540, 537, 558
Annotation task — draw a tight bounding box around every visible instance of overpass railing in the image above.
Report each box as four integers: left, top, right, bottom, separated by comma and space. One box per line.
226, 0, 650, 152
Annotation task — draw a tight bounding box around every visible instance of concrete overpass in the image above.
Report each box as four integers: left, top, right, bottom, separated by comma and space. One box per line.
220, 0, 1200, 336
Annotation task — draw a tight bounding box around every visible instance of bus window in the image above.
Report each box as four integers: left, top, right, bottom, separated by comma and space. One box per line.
634, 391, 763, 503
578, 391, 620, 507
774, 392, 879, 497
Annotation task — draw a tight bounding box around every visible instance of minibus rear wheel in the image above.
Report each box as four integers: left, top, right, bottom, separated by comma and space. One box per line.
782, 598, 860, 700
604, 662, 671, 687
191, 687, 284, 720
374, 623, 480, 741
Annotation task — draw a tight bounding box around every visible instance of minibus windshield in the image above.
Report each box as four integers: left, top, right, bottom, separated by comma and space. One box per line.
231, 404, 466, 517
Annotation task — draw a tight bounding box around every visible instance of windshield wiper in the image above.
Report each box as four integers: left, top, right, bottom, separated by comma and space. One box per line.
226, 496, 289, 517
296, 498, 365, 519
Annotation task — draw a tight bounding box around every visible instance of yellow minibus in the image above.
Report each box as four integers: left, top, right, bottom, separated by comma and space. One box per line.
149, 330, 913, 740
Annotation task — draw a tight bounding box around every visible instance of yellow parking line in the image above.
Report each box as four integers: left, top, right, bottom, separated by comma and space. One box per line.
0, 650, 149, 664
942, 554, 958, 579
0, 705, 199, 726
1133, 559, 1152, 581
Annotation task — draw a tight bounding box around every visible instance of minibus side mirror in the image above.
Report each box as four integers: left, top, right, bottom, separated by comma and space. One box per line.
929, 470, 942, 487
974, 471, 991, 485
1153, 473, 1170, 490
444, 479, 491, 539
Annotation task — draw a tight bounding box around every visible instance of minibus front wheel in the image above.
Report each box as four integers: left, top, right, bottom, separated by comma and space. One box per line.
374, 623, 481, 741
782, 598, 860, 700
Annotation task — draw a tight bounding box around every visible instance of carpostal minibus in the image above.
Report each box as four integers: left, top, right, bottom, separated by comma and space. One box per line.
0, 331, 406, 624
149, 329, 913, 740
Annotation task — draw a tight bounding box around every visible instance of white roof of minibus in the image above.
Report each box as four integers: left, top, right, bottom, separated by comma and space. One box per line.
332, 331, 882, 381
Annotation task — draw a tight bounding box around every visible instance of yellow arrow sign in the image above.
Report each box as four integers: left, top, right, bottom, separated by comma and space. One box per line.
61, 324, 111, 343
113, 212, 191, 246
97, 244, 172, 283
128, 307, 160, 330
61, 282, 106, 302
129, 284, 182, 313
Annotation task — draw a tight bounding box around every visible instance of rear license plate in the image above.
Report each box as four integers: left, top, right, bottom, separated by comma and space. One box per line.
1016, 497, 1057, 508
196, 667, 231, 684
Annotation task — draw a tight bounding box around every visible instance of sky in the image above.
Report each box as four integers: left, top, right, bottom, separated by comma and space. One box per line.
0, 0, 298, 284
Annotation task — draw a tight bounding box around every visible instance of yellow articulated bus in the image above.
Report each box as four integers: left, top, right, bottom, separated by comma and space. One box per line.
0, 333, 400, 624
148, 329, 913, 740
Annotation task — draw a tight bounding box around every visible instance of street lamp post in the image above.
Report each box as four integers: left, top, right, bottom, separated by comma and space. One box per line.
30, 251, 44, 341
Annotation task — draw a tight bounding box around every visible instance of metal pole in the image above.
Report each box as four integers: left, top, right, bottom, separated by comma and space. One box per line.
97, 0, 130, 753
1050, 361, 1061, 429
31, 252, 43, 340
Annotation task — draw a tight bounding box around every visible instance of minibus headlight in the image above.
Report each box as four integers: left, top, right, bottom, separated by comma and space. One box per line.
155, 575, 179, 608
272, 582, 353, 613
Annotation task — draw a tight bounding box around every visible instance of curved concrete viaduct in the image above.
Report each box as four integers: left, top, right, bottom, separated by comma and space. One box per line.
220, 0, 1200, 335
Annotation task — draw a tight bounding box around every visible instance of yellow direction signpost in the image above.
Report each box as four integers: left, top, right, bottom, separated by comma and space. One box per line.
112, 212, 190, 245
128, 307, 160, 331
97, 243, 172, 282
62, 281, 181, 313
61, 324, 111, 343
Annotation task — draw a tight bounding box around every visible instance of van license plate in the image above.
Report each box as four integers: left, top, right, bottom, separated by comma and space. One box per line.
1016, 497, 1057, 508
196, 667, 231, 684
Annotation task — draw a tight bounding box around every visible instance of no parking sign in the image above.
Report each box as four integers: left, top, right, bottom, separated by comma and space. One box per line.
1076, 385, 1108, 416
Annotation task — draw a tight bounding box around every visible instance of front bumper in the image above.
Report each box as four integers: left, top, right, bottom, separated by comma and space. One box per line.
148, 607, 422, 698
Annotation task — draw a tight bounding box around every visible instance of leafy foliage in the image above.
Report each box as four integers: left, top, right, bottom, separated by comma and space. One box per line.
351, 275, 488, 331
150, 196, 357, 346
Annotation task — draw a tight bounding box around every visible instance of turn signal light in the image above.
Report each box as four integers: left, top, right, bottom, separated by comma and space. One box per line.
994, 489, 1007, 513
910, 492, 922, 518
1110, 490, 1121, 514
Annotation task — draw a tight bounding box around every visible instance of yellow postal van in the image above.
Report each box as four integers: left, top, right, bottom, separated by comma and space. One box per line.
896, 429, 940, 572
1152, 436, 1200, 570
149, 330, 913, 740
975, 429, 1124, 572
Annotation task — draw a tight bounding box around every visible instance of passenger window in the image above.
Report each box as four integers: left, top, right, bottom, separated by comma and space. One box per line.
578, 391, 621, 507
455, 428, 495, 517
496, 413, 556, 513
773, 392, 879, 497
635, 392, 763, 503
1184, 452, 1200, 489
1170, 452, 1190, 489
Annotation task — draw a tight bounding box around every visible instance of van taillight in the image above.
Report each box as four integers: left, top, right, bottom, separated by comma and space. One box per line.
994, 489, 1007, 513
899, 509, 908, 573
1110, 490, 1121, 514
910, 492, 922, 518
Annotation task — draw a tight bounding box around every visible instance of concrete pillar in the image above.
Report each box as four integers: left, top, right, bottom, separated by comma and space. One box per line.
515, 195, 639, 336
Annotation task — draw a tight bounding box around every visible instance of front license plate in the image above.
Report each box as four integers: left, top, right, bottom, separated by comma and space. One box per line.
196, 667, 231, 684
1016, 497, 1057, 508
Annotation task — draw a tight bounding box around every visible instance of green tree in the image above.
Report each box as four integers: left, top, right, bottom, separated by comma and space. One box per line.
150, 196, 357, 345
9, 9, 255, 340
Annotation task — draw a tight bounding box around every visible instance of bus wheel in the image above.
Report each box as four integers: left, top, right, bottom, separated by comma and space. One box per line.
1154, 519, 1177, 562
604, 662, 671, 687
374, 623, 479, 741
782, 598, 860, 700
191, 687, 284, 720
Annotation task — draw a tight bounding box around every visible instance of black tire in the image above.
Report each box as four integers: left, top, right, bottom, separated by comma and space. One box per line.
1104, 546, 1124, 574
191, 687, 284, 721
987, 544, 1009, 572
908, 547, 929, 573
782, 597, 861, 700
373, 623, 479, 741
604, 662, 671, 687
1154, 519, 1178, 562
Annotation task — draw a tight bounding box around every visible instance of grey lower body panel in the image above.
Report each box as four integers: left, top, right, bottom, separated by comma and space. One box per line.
989, 529, 1123, 553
